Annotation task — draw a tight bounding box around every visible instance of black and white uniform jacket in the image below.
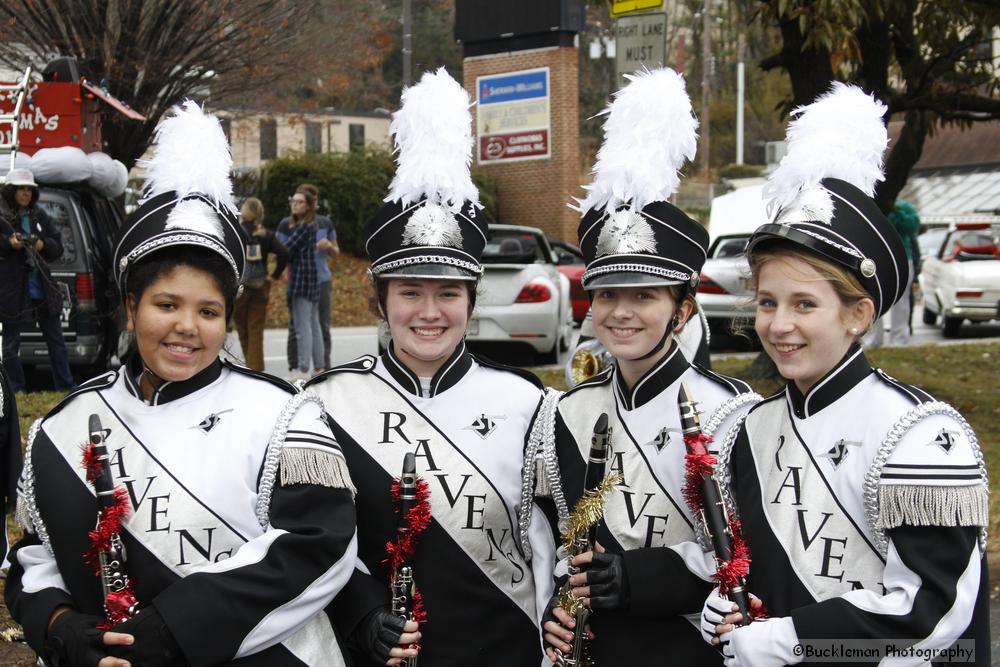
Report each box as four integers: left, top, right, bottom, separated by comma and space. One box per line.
306, 342, 558, 667
720, 346, 989, 666
1, 364, 22, 561
553, 340, 757, 663
6, 358, 358, 666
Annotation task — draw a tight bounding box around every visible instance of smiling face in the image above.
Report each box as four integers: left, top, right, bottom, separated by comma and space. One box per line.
384, 278, 470, 377
754, 255, 872, 394
591, 285, 693, 385
126, 264, 228, 391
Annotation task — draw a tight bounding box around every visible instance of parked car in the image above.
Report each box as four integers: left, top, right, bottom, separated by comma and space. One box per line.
467, 224, 573, 363
918, 223, 1000, 337
696, 233, 755, 337
20, 185, 124, 377
917, 226, 948, 262
547, 238, 587, 323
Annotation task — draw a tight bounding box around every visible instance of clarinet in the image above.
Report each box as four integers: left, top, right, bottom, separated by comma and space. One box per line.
556, 412, 611, 667
89, 414, 139, 622
390, 452, 419, 666
677, 384, 750, 625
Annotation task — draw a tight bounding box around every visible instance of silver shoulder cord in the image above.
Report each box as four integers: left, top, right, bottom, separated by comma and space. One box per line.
518, 388, 567, 560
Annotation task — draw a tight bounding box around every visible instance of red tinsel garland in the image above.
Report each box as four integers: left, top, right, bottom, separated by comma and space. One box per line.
682, 432, 763, 619
385, 477, 432, 628
81, 442, 140, 627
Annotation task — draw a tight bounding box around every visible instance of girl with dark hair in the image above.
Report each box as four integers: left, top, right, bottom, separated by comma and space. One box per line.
540, 68, 756, 665
702, 85, 989, 667
4, 102, 368, 667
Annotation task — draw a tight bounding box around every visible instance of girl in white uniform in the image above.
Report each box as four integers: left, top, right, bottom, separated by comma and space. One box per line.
702, 84, 989, 667
5, 102, 365, 667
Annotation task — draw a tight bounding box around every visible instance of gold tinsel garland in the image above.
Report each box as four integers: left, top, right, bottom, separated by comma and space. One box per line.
558, 472, 623, 615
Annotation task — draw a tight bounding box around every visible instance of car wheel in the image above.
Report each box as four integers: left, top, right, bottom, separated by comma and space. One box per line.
921, 306, 937, 325
941, 316, 962, 338
538, 340, 560, 365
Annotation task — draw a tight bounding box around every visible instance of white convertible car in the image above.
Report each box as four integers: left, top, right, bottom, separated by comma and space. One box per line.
467, 224, 573, 363
918, 222, 1000, 337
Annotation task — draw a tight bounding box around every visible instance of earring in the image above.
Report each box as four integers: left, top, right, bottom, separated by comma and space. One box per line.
849, 327, 859, 335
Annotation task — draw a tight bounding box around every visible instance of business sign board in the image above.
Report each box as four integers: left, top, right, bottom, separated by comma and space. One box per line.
476, 67, 550, 163
611, 0, 664, 16
615, 13, 667, 84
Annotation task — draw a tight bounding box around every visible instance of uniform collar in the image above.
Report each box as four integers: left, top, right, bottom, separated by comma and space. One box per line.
785, 344, 873, 419
382, 339, 473, 398
123, 354, 223, 406
613, 339, 689, 411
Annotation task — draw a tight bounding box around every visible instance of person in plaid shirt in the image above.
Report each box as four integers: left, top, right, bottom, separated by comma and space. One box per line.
278, 189, 326, 377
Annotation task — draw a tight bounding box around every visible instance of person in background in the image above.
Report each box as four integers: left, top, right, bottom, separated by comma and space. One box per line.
865, 199, 920, 347
233, 197, 288, 371
297, 183, 340, 368
277, 187, 326, 378
0, 168, 75, 393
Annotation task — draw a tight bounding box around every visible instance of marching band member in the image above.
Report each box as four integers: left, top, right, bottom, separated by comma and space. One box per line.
542, 67, 759, 664
307, 69, 558, 666
0, 344, 21, 565
703, 84, 989, 666
5, 102, 359, 666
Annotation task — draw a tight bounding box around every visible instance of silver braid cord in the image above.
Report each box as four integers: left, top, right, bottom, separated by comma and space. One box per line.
864, 401, 988, 556
702, 393, 763, 442
256, 390, 327, 529
21, 419, 53, 554
712, 410, 754, 525
518, 388, 565, 559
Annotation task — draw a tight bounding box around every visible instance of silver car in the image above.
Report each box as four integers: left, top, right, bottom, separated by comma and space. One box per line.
695, 234, 755, 337
467, 224, 573, 363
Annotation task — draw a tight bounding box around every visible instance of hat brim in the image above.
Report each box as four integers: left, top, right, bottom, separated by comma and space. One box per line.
584, 271, 684, 290
376, 263, 479, 281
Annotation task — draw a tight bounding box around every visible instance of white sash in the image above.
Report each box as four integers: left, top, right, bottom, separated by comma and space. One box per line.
333, 372, 537, 622
44, 394, 250, 575
747, 409, 886, 600
560, 391, 695, 551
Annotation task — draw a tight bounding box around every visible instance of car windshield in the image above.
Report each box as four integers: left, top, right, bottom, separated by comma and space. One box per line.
918, 228, 947, 257
36, 198, 78, 268
942, 227, 999, 259
483, 231, 545, 264
711, 235, 750, 259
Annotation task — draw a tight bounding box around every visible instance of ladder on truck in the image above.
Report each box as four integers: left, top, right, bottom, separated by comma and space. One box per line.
0, 66, 33, 174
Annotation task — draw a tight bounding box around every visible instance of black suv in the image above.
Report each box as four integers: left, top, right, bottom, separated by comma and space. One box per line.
20, 185, 123, 379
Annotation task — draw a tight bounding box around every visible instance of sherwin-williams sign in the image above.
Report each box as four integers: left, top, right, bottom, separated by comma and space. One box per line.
476, 67, 550, 163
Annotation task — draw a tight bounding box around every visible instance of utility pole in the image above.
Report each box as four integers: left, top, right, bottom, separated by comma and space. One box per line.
700, 0, 710, 177
736, 32, 745, 165
402, 0, 413, 87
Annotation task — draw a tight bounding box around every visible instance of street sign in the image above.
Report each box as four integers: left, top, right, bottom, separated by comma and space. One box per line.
476, 67, 551, 164
611, 0, 664, 17
614, 13, 667, 83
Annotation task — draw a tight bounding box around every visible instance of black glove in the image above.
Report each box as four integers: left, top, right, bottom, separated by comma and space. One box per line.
358, 608, 407, 664
541, 573, 568, 627
107, 607, 182, 667
43, 609, 107, 667
584, 550, 630, 612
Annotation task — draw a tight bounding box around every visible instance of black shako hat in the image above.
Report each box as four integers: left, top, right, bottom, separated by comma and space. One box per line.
746, 83, 907, 319
578, 201, 708, 290
574, 68, 706, 291
365, 198, 487, 281
113, 101, 246, 293
368, 68, 485, 282
748, 177, 908, 318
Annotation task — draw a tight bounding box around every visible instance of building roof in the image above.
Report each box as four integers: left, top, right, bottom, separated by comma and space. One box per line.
888, 119, 1000, 171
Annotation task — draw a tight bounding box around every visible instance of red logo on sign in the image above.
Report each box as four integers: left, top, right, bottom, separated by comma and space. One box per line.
479, 130, 549, 162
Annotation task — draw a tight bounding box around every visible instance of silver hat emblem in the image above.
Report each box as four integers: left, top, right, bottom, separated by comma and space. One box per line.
860, 258, 876, 277
401, 203, 464, 248
595, 209, 657, 257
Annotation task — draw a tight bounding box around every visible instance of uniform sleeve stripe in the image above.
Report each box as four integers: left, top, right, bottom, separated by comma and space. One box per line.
881, 473, 982, 480
286, 429, 337, 444
284, 435, 343, 451
884, 463, 979, 470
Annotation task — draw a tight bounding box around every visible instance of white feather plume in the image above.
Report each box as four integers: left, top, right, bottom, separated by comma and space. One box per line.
385, 67, 479, 212
140, 100, 235, 212
765, 82, 888, 217
578, 67, 698, 214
